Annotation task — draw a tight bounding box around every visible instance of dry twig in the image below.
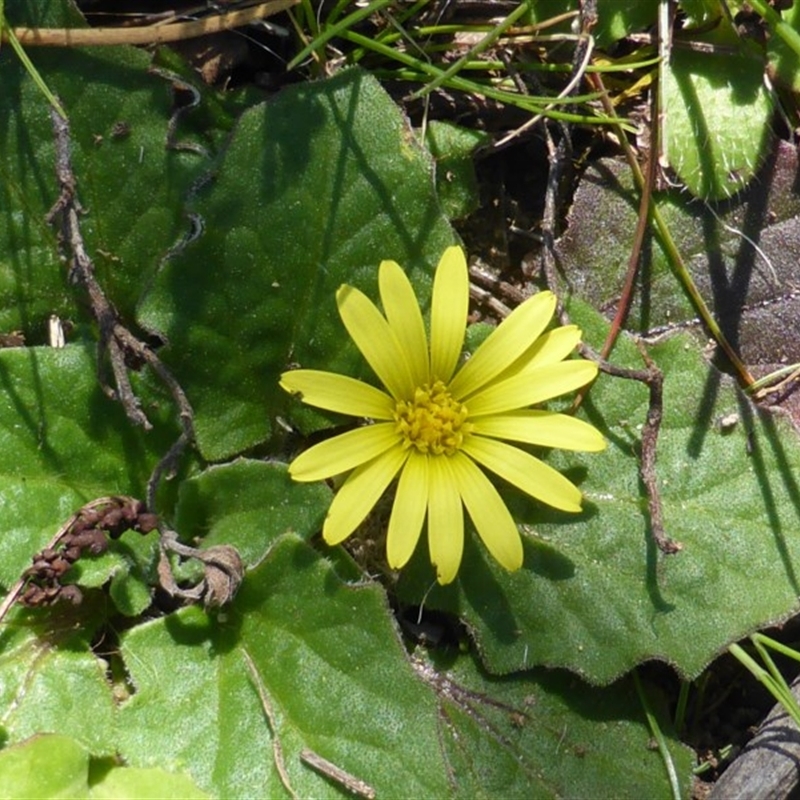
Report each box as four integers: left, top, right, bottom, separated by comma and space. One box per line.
578, 343, 681, 555
46, 106, 194, 506
4, 1, 297, 47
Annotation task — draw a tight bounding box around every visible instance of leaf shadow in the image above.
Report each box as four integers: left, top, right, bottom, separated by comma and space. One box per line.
687, 368, 800, 596
740, 399, 800, 597
323, 68, 446, 266
0, 350, 63, 474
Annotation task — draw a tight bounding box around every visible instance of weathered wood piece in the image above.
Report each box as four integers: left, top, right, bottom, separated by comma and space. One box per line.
709, 676, 800, 800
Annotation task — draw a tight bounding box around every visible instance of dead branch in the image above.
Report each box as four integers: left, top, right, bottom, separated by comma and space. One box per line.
46, 105, 194, 501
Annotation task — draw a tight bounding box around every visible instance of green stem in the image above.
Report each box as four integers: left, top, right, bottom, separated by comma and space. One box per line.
0, 13, 66, 119
747, 363, 800, 395
746, 0, 800, 58
586, 71, 754, 385
632, 670, 681, 800
673, 679, 690, 734
751, 633, 800, 663
409, 0, 532, 99
729, 642, 800, 729
288, 0, 395, 70
343, 30, 623, 127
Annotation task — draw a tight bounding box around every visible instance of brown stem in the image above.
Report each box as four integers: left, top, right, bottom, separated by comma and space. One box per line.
579, 343, 681, 555
46, 106, 195, 499
4, 2, 298, 47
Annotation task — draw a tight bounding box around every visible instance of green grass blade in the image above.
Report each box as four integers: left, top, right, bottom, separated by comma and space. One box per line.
632, 670, 681, 800
408, 0, 532, 99
1, 15, 67, 119
288, 0, 394, 70
729, 643, 800, 729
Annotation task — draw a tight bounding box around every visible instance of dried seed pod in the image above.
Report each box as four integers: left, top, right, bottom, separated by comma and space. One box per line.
136, 513, 159, 534
59, 585, 83, 605
50, 556, 72, 577
69, 528, 108, 555
64, 546, 81, 562
200, 545, 245, 608
102, 507, 125, 530
14, 496, 162, 611
21, 584, 46, 606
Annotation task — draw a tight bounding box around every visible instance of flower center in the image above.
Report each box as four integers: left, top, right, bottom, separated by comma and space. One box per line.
394, 380, 472, 456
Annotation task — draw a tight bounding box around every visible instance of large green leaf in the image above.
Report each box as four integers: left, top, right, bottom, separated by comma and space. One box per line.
0, 529, 692, 798
137, 68, 458, 461
116, 536, 451, 799
110, 535, 689, 798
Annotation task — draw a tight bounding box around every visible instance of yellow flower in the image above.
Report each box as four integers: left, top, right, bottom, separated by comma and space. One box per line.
280, 247, 605, 584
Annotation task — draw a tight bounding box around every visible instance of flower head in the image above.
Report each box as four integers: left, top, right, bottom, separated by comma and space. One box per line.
280, 247, 605, 584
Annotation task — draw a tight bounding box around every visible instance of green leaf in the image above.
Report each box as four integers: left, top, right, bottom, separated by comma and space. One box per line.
0, 1, 210, 333
527, 0, 659, 48
68, 533, 158, 618
0, 618, 116, 753
423, 121, 488, 220
107, 534, 160, 618
89, 763, 210, 800
679, 0, 723, 26
398, 301, 800, 683
662, 25, 773, 199
554, 140, 800, 351
116, 535, 451, 798
0, 734, 89, 800
0, 732, 209, 800
110, 532, 693, 797
173, 459, 330, 566
137, 68, 458, 461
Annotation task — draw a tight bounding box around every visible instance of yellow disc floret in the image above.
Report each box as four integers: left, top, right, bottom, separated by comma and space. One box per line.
394, 380, 472, 456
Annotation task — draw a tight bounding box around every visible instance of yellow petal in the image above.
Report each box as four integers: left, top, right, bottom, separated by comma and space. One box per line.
450, 453, 522, 572
430, 246, 469, 383
337, 284, 414, 400
427, 455, 463, 584
280, 370, 394, 419
379, 260, 430, 388
450, 291, 556, 400
472, 411, 606, 452
507, 325, 582, 377
467, 360, 598, 417
387, 451, 428, 569
462, 436, 583, 512
288, 423, 399, 482
323, 445, 408, 545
